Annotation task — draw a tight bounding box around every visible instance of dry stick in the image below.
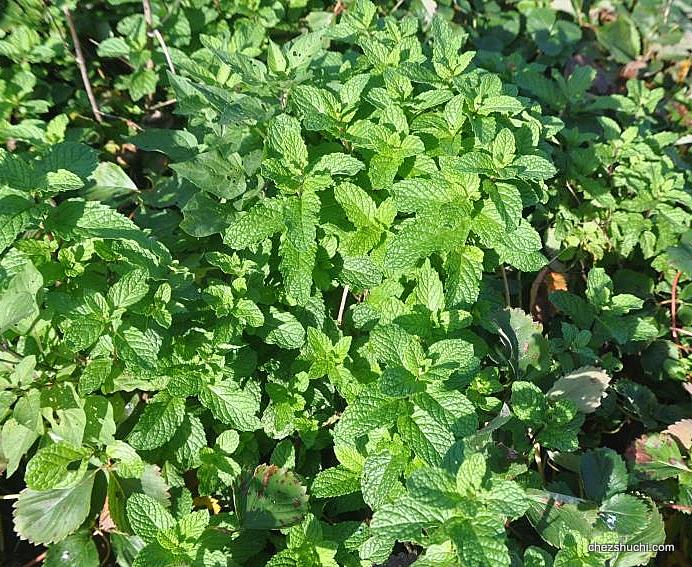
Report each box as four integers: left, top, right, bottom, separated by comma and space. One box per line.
672, 270, 682, 343
529, 266, 550, 317
142, 0, 176, 75
63, 7, 102, 123
154, 29, 176, 75
21, 553, 46, 567
671, 327, 692, 338
500, 265, 511, 308
336, 285, 349, 325
150, 98, 177, 110
534, 442, 545, 480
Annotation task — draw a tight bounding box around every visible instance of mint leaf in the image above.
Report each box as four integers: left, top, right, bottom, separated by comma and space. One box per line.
199, 380, 261, 431
128, 394, 186, 450
126, 493, 176, 543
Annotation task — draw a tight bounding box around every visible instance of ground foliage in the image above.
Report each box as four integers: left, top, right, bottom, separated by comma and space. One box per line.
0, 0, 691, 565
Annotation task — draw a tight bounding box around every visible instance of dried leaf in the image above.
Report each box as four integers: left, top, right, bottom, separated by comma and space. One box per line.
547, 366, 611, 413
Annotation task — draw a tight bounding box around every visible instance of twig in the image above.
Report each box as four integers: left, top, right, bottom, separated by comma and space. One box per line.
336, 285, 349, 325
529, 266, 550, 317
534, 442, 545, 480
149, 98, 177, 110
565, 180, 581, 204
63, 7, 102, 123
21, 553, 46, 567
390, 0, 406, 13
500, 265, 511, 308
142, 0, 176, 75
672, 271, 682, 343
153, 29, 176, 75
671, 327, 692, 338
141, 0, 154, 31
98, 111, 144, 131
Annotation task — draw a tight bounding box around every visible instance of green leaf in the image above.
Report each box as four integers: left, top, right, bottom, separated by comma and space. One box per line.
14, 472, 98, 545
340, 255, 383, 290
171, 151, 246, 200
312, 466, 361, 497
334, 387, 401, 445
407, 467, 459, 508
45, 531, 100, 567
485, 480, 528, 520
384, 209, 468, 271
0, 261, 43, 334
448, 514, 511, 567
488, 182, 522, 232
180, 192, 235, 238
25, 442, 91, 490
106, 441, 144, 478
370, 496, 444, 542
362, 451, 403, 510
412, 259, 444, 312
495, 221, 547, 272
667, 231, 692, 276
492, 129, 516, 167
597, 17, 641, 63
525, 489, 597, 549
224, 200, 284, 249
444, 246, 484, 307
42, 143, 98, 181
78, 358, 112, 396
128, 394, 186, 450
580, 448, 628, 503
479, 95, 523, 116
629, 433, 691, 480
199, 380, 261, 431
279, 239, 316, 305
267, 114, 308, 167
456, 452, 486, 495
108, 268, 149, 309
127, 69, 158, 101
260, 308, 306, 350
115, 327, 161, 371
126, 493, 176, 543
599, 493, 650, 536
335, 182, 377, 227
511, 382, 546, 425
130, 128, 199, 161
87, 162, 137, 199
512, 155, 557, 180
609, 498, 665, 566
0, 194, 34, 254
97, 37, 130, 58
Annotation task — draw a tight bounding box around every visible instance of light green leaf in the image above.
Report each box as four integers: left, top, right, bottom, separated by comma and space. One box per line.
224, 200, 284, 249
444, 246, 483, 308
199, 380, 261, 431
128, 394, 185, 450
267, 114, 308, 167
25, 442, 91, 490
126, 493, 175, 543
312, 466, 361, 497
108, 269, 149, 309
362, 451, 403, 510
